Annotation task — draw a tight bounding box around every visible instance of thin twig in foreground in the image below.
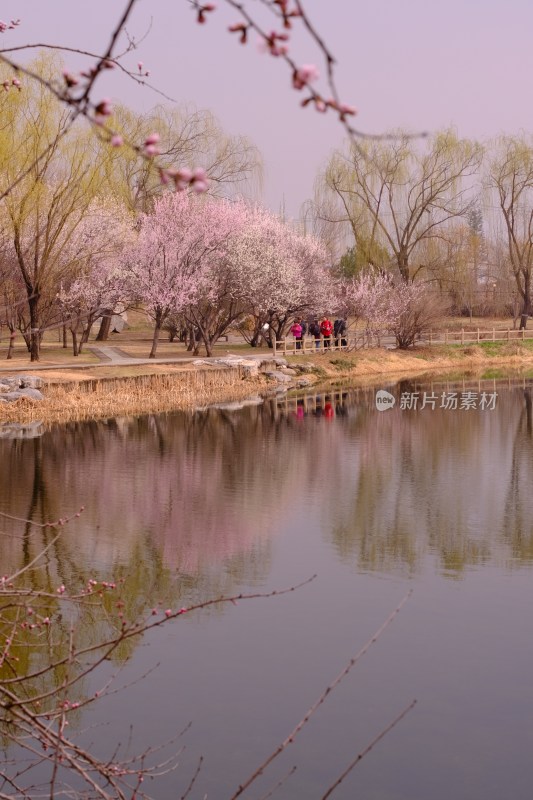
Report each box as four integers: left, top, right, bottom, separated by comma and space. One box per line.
228, 590, 412, 800
321, 699, 417, 799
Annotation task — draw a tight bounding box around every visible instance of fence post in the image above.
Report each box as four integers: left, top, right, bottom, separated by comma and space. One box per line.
492, 327, 495, 342
461, 329, 464, 345
522, 328, 525, 340
507, 328, 510, 341
429, 330, 432, 345
477, 328, 480, 343
283, 337, 287, 356
445, 330, 448, 345
273, 336, 277, 356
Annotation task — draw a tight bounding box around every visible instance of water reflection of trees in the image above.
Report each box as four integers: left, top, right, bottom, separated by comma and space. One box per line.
320, 384, 533, 575
1, 383, 533, 596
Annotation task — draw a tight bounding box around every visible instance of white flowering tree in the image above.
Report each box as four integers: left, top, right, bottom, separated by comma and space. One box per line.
58, 198, 135, 355
230, 206, 333, 346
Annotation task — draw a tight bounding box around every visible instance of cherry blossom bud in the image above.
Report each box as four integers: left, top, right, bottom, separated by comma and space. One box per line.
11, 78, 20, 88
0, 21, 7, 33
95, 98, 112, 117
338, 102, 357, 117
2, 80, 9, 92
292, 63, 319, 90
110, 134, 123, 147
192, 167, 207, 182
63, 69, 79, 89
137, 61, 144, 71
192, 180, 208, 193
176, 167, 192, 183
229, 22, 248, 44
164, 609, 172, 617
144, 132, 160, 146
292, 64, 318, 89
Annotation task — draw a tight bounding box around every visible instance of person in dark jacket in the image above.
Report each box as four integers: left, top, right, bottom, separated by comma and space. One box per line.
309, 319, 321, 349
334, 318, 347, 348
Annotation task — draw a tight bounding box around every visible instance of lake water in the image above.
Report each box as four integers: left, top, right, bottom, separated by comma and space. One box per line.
1, 377, 533, 799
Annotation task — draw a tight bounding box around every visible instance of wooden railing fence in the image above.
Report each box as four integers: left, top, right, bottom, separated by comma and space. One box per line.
275, 326, 533, 354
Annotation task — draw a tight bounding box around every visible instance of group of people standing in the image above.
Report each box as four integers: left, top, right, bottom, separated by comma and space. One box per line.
290, 316, 347, 350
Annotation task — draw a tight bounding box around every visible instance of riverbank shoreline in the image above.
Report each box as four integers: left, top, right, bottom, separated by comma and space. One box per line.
2, 343, 533, 426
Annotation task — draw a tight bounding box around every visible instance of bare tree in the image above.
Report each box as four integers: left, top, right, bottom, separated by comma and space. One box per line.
488, 135, 533, 329
317, 129, 483, 284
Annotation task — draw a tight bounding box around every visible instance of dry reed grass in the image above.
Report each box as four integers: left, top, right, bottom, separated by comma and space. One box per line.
0, 369, 267, 426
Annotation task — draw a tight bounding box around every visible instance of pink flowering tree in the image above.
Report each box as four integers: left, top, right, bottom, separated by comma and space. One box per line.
125, 192, 246, 358
341, 272, 446, 349
58, 198, 135, 355
230, 206, 334, 346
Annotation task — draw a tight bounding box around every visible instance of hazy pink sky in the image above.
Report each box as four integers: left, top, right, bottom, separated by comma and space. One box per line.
9, 1, 533, 216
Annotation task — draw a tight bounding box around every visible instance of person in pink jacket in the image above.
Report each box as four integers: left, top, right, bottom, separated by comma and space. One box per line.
290, 318, 303, 350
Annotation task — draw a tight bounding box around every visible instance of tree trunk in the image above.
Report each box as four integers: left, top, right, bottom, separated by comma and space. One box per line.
71, 330, 79, 357
519, 280, 530, 330
79, 318, 95, 354
149, 313, 163, 358
28, 294, 40, 362
398, 250, 410, 284
62, 324, 68, 349
96, 313, 111, 341
6, 331, 15, 360
186, 324, 195, 351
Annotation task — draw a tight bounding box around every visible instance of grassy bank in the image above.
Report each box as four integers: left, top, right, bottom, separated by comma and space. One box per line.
3, 341, 533, 427
287, 340, 533, 384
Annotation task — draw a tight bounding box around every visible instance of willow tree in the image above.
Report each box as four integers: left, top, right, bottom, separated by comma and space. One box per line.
488, 135, 533, 329
0, 57, 108, 360
93, 103, 262, 339
316, 129, 483, 284
101, 103, 263, 213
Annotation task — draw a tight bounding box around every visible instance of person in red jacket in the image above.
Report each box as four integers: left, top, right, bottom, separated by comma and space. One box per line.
320, 316, 333, 348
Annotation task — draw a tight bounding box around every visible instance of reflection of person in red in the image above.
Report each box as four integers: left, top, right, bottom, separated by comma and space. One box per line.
324, 400, 334, 420
296, 405, 305, 420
